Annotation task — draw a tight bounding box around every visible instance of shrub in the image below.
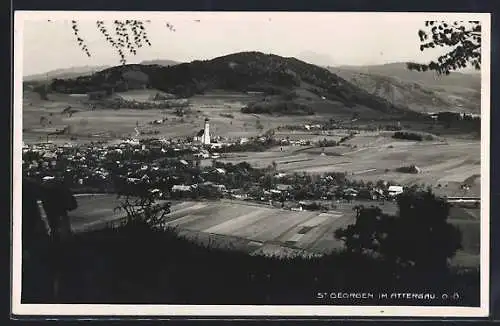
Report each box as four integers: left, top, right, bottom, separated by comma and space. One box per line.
393, 131, 424, 141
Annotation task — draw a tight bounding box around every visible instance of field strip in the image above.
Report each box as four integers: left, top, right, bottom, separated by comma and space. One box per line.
181, 205, 255, 231
282, 161, 352, 172
437, 166, 480, 183
293, 214, 343, 247
76, 208, 116, 217
74, 193, 111, 198
297, 214, 332, 228
203, 209, 267, 234
279, 158, 314, 165
251, 211, 324, 242
170, 201, 195, 211
231, 210, 315, 239
298, 216, 344, 250
165, 214, 203, 228
72, 213, 127, 233
287, 233, 305, 242
274, 213, 330, 243
166, 202, 208, 218
353, 168, 377, 175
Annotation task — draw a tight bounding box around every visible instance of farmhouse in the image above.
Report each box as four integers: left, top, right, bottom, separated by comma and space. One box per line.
343, 188, 359, 197
275, 184, 293, 192
171, 185, 193, 192
388, 185, 404, 197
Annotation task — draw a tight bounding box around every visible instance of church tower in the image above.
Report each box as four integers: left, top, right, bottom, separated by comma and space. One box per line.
202, 118, 211, 145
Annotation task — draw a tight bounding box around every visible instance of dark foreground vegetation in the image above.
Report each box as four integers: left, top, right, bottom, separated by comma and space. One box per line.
23, 182, 480, 306
393, 131, 434, 141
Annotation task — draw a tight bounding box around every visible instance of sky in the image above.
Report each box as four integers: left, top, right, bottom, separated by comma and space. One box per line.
17, 11, 488, 76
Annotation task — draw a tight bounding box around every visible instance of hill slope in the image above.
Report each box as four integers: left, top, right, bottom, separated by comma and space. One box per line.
329, 63, 481, 114
333, 63, 480, 91
49, 51, 417, 116
24, 65, 111, 82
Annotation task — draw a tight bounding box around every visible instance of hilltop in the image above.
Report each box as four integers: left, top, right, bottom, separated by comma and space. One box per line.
47, 51, 415, 117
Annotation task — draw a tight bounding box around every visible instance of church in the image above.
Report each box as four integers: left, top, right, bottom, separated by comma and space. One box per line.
193, 118, 211, 145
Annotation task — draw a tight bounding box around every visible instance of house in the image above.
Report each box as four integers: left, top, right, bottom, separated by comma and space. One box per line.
171, 185, 192, 192
388, 185, 404, 197
275, 184, 293, 192
215, 168, 226, 175
343, 188, 359, 197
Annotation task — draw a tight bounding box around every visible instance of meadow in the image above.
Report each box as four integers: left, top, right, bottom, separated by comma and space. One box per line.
69, 195, 480, 268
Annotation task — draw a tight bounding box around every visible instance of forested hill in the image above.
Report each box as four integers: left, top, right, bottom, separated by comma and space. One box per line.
48, 51, 415, 115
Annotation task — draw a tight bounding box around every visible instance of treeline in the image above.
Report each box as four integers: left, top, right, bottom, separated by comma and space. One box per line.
393, 131, 434, 141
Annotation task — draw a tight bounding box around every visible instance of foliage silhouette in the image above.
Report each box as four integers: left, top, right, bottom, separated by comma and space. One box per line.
407, 21, 481, 75
335, 190, 463, 285
69, 20, 174, 65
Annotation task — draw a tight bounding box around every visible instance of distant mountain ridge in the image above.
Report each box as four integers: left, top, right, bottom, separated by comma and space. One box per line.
329, 68, 479, 113
24, 65, 112, 82
23, 60, 180, 82
328, 63, 481, 114
332, 62, 481, 91
296, 51, 337, 67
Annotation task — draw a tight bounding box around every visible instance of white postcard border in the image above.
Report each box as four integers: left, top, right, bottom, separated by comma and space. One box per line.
11, 11, 491, 318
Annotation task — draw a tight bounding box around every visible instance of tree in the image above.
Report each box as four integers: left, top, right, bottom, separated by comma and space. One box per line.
115, 184, 171, 228
68, 20, 175, 65
407, 20, 481, 75
335, 190, 462, 278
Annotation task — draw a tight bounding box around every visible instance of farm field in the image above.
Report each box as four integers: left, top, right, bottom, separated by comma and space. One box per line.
68, 195, 480, 267
22, 90, 382, 143
220, 137, 480, 196
23, 90, 279, 143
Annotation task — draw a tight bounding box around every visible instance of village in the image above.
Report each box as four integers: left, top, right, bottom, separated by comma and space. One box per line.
22, 117, 414, 214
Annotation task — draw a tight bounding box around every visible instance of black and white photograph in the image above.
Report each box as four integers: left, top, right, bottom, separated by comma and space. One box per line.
12, 11, 490, 317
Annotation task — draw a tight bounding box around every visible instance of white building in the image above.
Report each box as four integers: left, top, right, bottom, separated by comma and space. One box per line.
202, 118, 211, 145
388, 185, 404, 197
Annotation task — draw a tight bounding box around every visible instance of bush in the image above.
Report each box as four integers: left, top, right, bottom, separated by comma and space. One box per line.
393, 131, 424, 141
395, 165, 421, 174
220, 113, 234, 119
